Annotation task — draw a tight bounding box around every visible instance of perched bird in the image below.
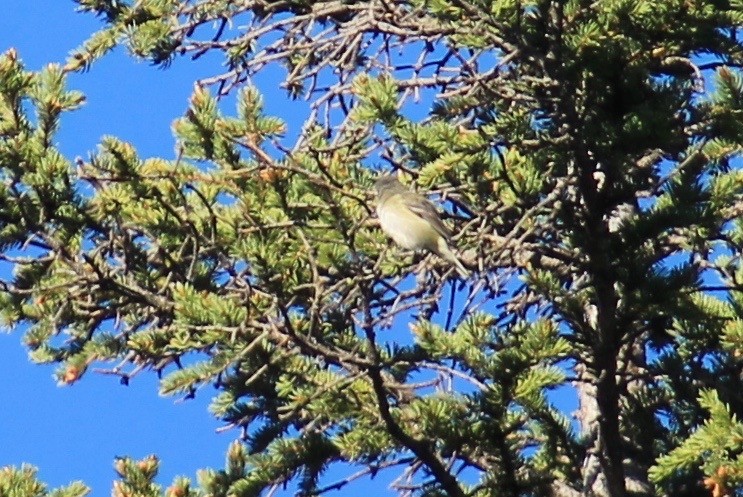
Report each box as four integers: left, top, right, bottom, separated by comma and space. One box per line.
374, 174, 469, 278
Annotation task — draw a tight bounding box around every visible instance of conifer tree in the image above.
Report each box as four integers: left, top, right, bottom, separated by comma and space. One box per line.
1, 1, 743, 496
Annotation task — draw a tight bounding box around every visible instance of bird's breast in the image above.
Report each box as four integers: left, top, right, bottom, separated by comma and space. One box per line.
378, 207, 438, 251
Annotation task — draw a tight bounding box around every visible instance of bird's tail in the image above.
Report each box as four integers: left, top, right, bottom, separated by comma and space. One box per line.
436, 241, 470, 279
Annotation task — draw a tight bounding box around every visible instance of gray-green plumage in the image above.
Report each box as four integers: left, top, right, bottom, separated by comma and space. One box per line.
374, 175, 469, 278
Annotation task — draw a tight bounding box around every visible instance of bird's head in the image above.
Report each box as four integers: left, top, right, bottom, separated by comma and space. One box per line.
374, 174, 405, 197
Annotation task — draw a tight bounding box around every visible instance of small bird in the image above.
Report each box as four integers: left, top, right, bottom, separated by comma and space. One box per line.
374, 174, 469, 278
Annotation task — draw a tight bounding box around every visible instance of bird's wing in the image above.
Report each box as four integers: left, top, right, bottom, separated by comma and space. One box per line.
405, 195, 452, 240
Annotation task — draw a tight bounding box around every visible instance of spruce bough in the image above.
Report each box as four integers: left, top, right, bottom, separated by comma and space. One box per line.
1, 1, 743, 496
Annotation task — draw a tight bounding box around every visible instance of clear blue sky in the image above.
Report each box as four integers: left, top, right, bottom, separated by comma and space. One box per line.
0, 2, 236, 494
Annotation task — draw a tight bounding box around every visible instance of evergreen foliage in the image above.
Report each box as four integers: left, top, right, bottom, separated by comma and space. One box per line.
1, 1, 743, 496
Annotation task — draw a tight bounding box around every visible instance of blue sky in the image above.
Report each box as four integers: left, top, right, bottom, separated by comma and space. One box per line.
0, 2, 235, 494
